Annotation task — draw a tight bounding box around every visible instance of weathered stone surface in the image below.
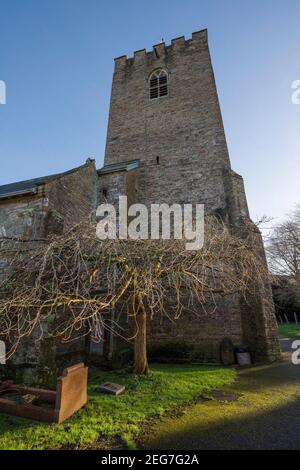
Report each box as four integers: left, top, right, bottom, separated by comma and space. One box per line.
220, 338, 236, 366
95, 382, 125, 396
100, 29, 281, 363
0, 160, 97, 385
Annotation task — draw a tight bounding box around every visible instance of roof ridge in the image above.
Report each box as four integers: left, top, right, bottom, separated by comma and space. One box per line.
0, 159, 95, 200
0, 160, 94, 190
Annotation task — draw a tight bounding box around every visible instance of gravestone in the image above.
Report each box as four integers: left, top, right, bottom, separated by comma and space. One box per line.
95, 382, 125, 396
220, 337, 235, 365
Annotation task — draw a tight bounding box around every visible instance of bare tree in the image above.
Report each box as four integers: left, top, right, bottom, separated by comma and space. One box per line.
0, 217, 271, 375
266, 206, 300, 286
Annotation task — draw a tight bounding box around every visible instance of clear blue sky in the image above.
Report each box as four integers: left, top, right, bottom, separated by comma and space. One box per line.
0, 0, 299, 222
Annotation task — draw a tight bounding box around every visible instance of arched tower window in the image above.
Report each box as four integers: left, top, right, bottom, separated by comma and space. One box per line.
149, 69, 168, 100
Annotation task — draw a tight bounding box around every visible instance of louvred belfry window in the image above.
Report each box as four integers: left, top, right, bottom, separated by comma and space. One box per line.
149, 70, 168, 100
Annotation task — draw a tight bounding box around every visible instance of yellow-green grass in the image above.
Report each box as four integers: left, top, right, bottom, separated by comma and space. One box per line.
0, 364, 235, 450
141, 360, 298, 450
278, 323, 300, 338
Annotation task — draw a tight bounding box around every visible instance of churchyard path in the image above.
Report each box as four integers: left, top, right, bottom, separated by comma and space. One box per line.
141, 339, 300, 450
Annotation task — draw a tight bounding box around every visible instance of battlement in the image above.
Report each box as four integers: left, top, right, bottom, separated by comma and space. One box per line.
114, 29, 208, 70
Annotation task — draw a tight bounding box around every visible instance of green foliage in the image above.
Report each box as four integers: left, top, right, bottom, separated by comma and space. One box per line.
0, 364, 235, 450
278, 323, 300, 339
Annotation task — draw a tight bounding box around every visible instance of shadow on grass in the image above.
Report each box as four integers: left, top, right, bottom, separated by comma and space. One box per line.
142, 357, 300, 450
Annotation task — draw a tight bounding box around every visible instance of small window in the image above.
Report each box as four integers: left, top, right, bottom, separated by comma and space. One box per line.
156, 156, 160, 165
102, 189, 108, 198
149, 70, 168, 100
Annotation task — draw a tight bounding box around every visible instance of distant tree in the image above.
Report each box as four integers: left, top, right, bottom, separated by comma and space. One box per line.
272, 276, 300, 322
266, 206, 300, 287
267, 206, 300, 321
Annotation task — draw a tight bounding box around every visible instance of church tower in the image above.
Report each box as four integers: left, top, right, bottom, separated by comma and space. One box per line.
103, 29, 249, 223
99, 30, 280, 363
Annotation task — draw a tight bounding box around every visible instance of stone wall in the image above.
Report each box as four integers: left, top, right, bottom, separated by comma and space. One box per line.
97, 168, 138, 207
0, 159, 97, 239
0, 160, 98, 386
46, 159, 97, 229
101, 29, 281, 363
147, 294, 244, 363
0, 195, 48, 239
104, 30, 236, 216
238, 222, 281, 361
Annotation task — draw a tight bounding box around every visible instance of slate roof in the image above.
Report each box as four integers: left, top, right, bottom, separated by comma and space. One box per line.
0, 161, 92, 200
97, 159, 140, 175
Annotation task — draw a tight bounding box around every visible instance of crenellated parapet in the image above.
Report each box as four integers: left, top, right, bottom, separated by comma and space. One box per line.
114, 29, 208, 71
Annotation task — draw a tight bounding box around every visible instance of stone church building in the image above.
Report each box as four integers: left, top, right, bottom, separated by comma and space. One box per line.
0, 29, 280, 383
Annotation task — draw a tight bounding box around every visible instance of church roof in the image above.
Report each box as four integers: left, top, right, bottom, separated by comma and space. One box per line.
0, 160, 94, 200
98, 159, 140, 175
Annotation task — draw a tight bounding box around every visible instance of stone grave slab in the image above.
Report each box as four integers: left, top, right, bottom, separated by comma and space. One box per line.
95, 382, 125, 396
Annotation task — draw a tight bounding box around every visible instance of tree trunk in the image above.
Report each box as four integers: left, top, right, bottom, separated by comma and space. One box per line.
295, 270, 300, 289
133, 298, 149, 375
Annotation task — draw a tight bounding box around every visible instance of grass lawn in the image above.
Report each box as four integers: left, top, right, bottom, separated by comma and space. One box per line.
278, 323, 300, 339
0, 364, 235, 450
